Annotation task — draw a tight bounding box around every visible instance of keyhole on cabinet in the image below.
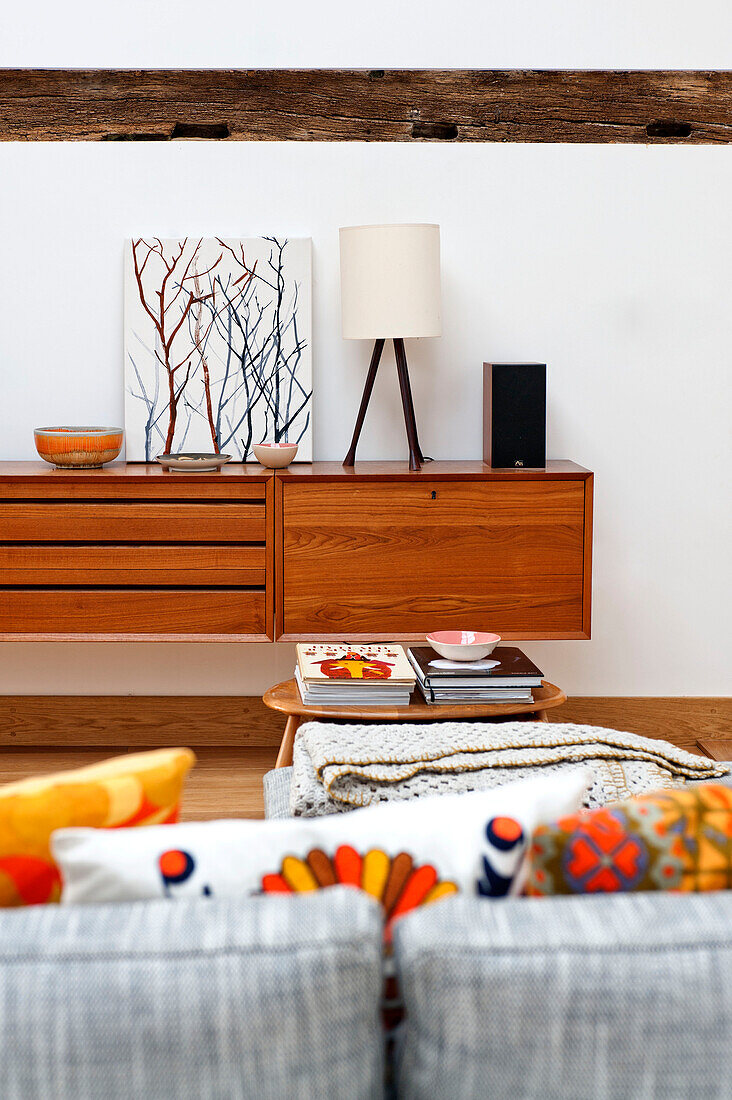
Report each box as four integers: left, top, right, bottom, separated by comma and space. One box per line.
431, 491, 437, 499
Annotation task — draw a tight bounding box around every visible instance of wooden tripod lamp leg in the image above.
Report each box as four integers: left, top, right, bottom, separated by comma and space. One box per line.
343, 338, 385, 466
401, 378, 425, 463
393, 338, 422, 471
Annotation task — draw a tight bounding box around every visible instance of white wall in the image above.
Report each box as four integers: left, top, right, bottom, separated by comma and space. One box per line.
0, 140, 730, 696
2, 0, 731, 68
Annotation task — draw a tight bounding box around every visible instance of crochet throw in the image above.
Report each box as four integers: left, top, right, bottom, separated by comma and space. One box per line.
290, 720, 729, 817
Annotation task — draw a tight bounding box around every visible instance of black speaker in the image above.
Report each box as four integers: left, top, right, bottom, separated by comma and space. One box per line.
483, 363, 546, 469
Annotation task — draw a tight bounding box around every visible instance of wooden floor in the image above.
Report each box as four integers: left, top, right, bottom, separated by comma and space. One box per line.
0, 695, 728, 819
0, 747, 278, 820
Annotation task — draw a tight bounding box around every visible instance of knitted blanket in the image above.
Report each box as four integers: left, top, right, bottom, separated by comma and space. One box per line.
290, 720, 728, 817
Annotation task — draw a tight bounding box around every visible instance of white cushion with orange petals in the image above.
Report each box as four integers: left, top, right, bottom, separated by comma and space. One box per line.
53, 768, 590, 930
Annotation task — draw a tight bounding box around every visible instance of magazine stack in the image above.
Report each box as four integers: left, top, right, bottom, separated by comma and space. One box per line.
295, 643, 416, 706
407, 646, 542, 705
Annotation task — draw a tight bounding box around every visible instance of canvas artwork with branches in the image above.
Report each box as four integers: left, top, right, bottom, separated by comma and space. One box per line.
123, 237, 312, 460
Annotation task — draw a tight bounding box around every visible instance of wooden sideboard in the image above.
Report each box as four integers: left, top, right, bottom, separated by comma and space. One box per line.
276, 461, 592, 641
0, 460, 592, 641
0, 464, 274, 640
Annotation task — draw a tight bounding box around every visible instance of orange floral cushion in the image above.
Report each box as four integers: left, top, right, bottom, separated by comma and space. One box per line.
526, 783, 732, 896
0, 748, 195, 907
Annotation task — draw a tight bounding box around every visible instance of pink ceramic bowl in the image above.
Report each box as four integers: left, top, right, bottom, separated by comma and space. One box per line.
426, 630, 501, 661
252, 442, 298, 468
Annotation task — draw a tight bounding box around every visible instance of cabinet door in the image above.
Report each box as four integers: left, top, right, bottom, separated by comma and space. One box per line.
280, 479, 589, 639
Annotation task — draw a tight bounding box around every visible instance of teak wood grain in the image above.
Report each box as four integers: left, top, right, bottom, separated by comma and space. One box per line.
0, 461, 591, 640
280, 479, 588, 639
0, 590, 268, 638
274, 473, 285, 640
1, 70, 731, 144
179, 748, 276, 820
696, 740, 732, 761
282, 589, 584, 641
0, 482, 267, 500
0, 695, 283, 747
0, 699, 726, 819
284, 480, 586, 528
265, 476, 276, 641
0, 462, 269, 497
0, 545, 266, 586
0, 502, 265, 543
582, 476, 594, 641
278, 460, 590, 481
0, 748, 277, 821
268, 680, 566, 768
0, 696, 728, 753
553, 698, 732, 758
265, 678, 566, 723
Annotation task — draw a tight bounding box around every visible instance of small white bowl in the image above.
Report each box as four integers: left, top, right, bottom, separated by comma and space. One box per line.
253, 442, 298, 468
426, 630, 501, 661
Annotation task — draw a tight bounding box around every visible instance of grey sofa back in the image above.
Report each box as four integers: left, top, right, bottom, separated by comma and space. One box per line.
3, 794, 732, 1099
0, 888, 384, 1100
393, 891, 732, 1100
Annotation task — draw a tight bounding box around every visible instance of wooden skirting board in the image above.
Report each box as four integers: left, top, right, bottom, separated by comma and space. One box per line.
0, 695, 729, 751
0, 695, 729, 822
0, 696, 281, 749
1, 70, 731, 144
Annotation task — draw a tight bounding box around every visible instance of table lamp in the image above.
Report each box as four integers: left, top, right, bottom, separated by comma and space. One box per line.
340, 223, 441, 471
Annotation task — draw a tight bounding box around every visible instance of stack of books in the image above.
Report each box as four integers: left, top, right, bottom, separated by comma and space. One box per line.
295, 643, 416, 706
407, 646, 543, 705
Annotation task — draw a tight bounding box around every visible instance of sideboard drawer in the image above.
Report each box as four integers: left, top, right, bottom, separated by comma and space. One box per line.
0, 468, 274, 639
0, 502, 265, 543
280, 478, 591, 639
0, 546, 266, 586
0, 590, 266, 637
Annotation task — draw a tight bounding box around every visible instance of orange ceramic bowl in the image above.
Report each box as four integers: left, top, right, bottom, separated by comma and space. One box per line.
34, 426, 124, 469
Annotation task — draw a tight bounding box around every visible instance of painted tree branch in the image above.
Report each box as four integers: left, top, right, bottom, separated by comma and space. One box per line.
130, 237, 222, 451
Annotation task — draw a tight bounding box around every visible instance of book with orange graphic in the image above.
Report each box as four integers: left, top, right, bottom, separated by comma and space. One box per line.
295, 643, 416, 706
297, 643, 415, 684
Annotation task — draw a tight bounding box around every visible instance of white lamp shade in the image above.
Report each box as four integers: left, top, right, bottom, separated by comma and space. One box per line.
340, 224, 442, 340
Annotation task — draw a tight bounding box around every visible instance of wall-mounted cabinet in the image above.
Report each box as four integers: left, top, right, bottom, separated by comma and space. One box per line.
276, 462, 592, 641
0, 461, 591, 641
0, 464, 274, 639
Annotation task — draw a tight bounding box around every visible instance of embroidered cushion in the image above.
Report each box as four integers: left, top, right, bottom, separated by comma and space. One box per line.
526, 783, 732, 896
53, 769, 590, 929
0, 748, 195, 907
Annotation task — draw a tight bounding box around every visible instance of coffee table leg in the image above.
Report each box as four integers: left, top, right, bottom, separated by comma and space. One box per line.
535, 710, 548, 722
275, 715, 301, 769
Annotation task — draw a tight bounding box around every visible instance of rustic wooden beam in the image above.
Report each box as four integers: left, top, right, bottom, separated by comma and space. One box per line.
1, 69, 731, 143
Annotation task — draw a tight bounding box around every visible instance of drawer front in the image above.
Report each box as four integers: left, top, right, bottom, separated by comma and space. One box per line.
0, 478, 274, 638
281, 480, 587, 638
0, 503, 265, 542
0, 590, 266, 637
0, 546, 266, 586
0, 481, 267, 500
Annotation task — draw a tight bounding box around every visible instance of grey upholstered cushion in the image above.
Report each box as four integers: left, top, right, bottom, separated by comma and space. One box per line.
263, 766, 294, 818
393, 892, 732, 1100
0, 888, 384, 1100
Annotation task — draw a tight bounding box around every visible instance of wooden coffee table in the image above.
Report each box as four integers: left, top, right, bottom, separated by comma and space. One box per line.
263, 679, 566, 768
